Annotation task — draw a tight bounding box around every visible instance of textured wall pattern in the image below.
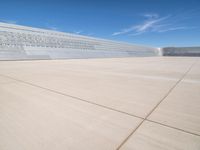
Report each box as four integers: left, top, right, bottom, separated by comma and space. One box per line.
0, 22, 158, 60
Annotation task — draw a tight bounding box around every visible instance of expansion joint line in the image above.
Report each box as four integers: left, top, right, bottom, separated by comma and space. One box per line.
0, 73, 144, 120
116, 58, 199, 150
0, 59, 199, 150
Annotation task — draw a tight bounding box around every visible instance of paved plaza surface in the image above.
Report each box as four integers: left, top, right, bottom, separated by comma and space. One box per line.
0, 57, 200, 150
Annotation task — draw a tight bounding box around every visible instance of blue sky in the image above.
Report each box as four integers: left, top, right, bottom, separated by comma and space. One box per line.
0, 0, 200, 47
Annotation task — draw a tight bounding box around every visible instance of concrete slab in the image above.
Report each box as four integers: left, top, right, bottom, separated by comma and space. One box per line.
0, 75, 16, 84
184, 59, 200, 81
148, 59, 200, 135
0, 81, 142, 150
0, 57, 196, 118
0, 57, 199, 149
120, 121, 200, 150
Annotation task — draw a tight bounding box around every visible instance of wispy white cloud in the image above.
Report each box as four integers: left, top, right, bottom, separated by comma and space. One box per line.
112, 26, 137, 36
0, 19, 18, 24
73, 31, 94, 36
112, 13, 196, 36
158, 26, 193, 33
74, 30, 83, 34
143, 13, 159, 19
44, 22, 60, 31
48, 26, 59, 31
112, 14, 169, 36
86, 33, 94, 36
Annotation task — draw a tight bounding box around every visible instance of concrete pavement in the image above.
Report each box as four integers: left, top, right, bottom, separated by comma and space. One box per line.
0, 57, 200, 150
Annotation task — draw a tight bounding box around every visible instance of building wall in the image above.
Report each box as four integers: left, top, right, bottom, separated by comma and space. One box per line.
0, 22, 159, 60
162, 47, 200, 57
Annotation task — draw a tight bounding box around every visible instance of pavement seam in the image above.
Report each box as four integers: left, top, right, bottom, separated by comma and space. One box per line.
146, 119, 200, 137
0, 73, 144, 120
2, 74, 200, 138
116, 59, 199, 150
0, 58, 199, 150
0, 60, 199, 138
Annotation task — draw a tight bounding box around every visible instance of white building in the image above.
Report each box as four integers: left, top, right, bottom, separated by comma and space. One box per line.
0, 22, 159, 60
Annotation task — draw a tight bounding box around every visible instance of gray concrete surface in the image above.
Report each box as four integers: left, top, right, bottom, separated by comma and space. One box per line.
0, 57, 200, 150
